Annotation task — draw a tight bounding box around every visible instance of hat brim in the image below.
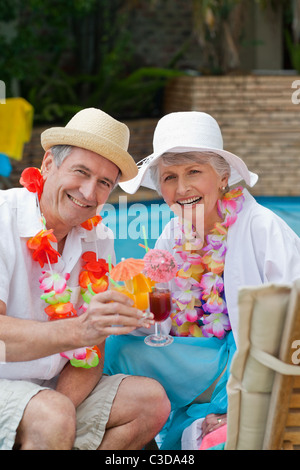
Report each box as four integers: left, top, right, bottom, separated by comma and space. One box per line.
119, 145, 258, 194
41, 127, 138, 182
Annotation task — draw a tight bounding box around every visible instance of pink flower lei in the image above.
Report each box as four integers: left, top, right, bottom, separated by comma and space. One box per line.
20, 167, 110, 368
171, 187, 245, 339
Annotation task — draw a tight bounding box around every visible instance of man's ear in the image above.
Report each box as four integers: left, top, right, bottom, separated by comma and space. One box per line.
41, 150, 54, 179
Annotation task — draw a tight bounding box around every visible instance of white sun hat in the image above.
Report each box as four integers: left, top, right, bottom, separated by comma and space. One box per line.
41, 107, 138, 182
119, 111, 258, 194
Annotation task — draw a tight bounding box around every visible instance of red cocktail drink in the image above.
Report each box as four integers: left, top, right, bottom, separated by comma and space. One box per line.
149, 290, 171, 322
144, 287, 174, 347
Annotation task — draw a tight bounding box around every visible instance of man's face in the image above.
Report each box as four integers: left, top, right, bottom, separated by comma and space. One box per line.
40, 147, 119, 233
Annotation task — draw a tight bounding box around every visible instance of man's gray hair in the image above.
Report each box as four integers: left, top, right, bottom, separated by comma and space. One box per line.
149, 151, 231, 194
49, 145, 121, 189
50, 145, 74, 167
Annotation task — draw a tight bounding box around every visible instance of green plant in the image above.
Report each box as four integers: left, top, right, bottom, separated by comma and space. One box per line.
84, 66, 184, 119
27, 70, 83, 122
285, 29, 300, 72
0, 0, 185, 122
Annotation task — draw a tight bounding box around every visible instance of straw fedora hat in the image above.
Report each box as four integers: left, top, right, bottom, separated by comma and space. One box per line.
41, 108, 138, 182
119, 111, 258, 193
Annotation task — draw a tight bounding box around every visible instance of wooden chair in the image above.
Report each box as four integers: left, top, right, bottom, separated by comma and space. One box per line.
226, 279, 300, 450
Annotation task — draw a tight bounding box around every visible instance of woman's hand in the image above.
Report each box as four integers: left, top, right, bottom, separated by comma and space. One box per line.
201, 413, 227, 437
78, 289, 154, 346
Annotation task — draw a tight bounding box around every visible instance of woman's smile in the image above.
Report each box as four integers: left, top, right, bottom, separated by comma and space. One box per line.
159, 160, 228, 235
176, 196, 203, 206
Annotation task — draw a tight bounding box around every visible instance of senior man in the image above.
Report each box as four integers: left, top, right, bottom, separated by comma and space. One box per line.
0, 108, 170, 450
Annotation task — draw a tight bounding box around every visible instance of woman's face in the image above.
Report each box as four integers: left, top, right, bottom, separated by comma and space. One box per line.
159, 158, 228, 234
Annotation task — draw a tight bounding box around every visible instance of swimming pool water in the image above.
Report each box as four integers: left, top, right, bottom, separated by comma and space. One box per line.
255, 196, 300, 237
100, 196, 300, 262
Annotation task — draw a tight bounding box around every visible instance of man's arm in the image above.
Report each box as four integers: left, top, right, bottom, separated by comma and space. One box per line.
55, 342, 105, 408
0, 300, 82, 362
0, 291, 153, 363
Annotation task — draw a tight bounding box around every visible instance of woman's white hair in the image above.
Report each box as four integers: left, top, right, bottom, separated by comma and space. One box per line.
149, 151, 231, 194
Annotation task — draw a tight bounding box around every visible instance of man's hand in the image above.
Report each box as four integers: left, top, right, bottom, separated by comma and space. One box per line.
78, 289, 154, 347
0, 291, 153, 363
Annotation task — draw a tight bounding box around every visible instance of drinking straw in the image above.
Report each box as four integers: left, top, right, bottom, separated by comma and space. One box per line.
108, 254, 113, 273
87, 283, 96, 296
142, 226, 149, 253
107, 254, 120, 288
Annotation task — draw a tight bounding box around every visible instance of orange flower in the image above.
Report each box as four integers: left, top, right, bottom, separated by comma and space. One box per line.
79, 270, 91, 289
79, 270, 109, 293
45, 302, 77, 320
223, 186, 243, 201
20, 167, 44, 200
81, 252, 109, 278
90, 275, 109, 293
91, 345, 101, 358
201, 254, 224, 275
27, 229, 60, 267
81, 215, 102, 230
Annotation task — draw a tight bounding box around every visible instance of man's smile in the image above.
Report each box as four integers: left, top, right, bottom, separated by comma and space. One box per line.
67, 194, 93, 208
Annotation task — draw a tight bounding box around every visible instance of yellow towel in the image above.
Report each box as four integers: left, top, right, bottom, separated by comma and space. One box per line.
0, 97, 34, 160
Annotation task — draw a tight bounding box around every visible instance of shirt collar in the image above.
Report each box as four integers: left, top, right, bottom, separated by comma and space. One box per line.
17, 188, 98, 243
17, 189, 44, 237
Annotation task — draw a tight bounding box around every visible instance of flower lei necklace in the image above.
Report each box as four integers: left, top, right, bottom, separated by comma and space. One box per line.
20, 167, 110, 368
171, 187, 245, 339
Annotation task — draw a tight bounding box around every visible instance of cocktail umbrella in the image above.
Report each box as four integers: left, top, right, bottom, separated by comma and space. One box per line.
143, 249, 178, 283
110, 258, 145, 281
109, 258, 152, 312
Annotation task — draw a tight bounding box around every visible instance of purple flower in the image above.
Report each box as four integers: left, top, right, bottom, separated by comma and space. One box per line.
202, 313, 231, 339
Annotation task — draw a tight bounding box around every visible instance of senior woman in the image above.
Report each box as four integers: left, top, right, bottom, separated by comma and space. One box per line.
104, 112, 300, 450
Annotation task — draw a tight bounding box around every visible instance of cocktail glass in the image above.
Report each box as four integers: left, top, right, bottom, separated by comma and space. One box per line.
144, 286, 173, 347
110, 284, 149, 310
